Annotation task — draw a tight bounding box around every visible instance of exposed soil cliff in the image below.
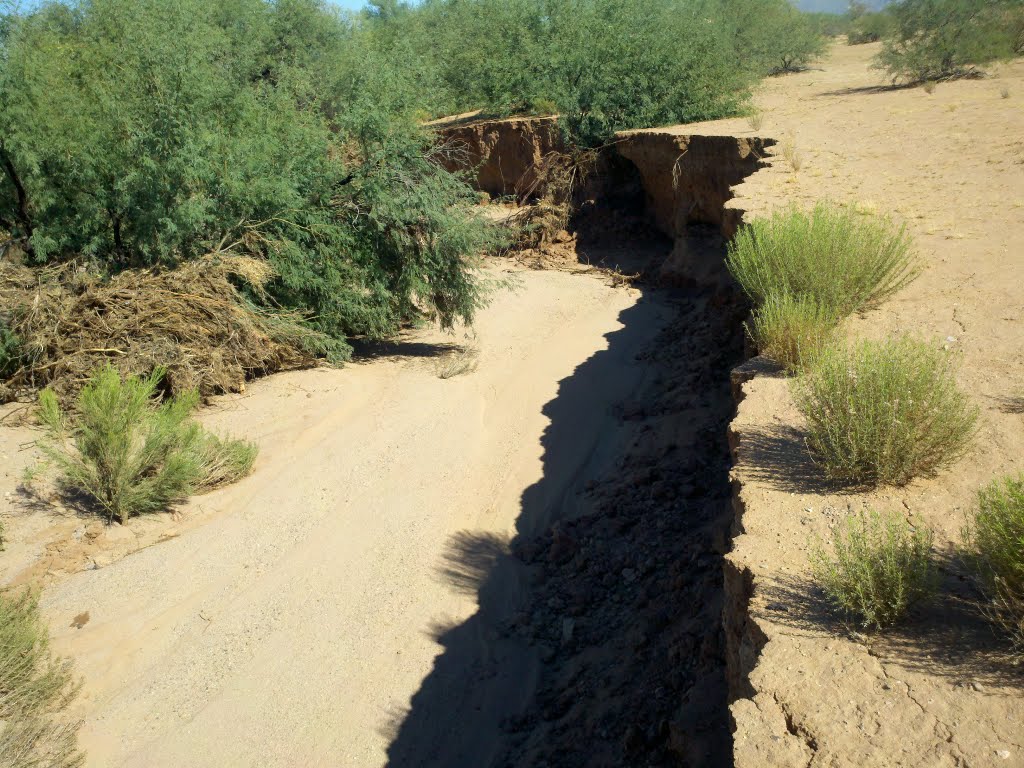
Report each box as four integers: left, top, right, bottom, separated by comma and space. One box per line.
430, 114, 565, 198
613, 133, 772, 288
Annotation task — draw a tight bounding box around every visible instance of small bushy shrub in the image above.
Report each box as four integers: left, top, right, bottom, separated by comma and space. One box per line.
966, 474, 1024, 650
847, 10, 896, 45
726, 203, 918, 318
876, 0, 1021, 83
795, 337, 978, 486
0, 590, 83, 768
37, 366, 257, 523
746, 293, 838, 373
811, 509, 938, 629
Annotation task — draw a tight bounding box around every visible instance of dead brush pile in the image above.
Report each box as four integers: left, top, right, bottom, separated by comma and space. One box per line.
509, 148, 597, 250
0, 255, 337, 405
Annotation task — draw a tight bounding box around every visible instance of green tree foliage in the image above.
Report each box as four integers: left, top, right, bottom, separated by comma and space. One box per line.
847, 8, 896, 44
805, 11, 853, 38
362, 0, 826, 145
718, 0, 828, 74
876, 0, 1023, 82
0, 0, 498, 346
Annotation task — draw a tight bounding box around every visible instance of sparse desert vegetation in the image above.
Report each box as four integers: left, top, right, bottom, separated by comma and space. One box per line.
967, 474, 1024, 650
0, 1, 1020, 767
35, 367, 257, 523
810, 509, 938, 629
0, 590, 82, 768
795, 336, 978, 487
727, 203, 918, 318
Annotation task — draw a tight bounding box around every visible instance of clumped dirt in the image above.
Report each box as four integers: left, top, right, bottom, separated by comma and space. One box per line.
501, 274, 746, 767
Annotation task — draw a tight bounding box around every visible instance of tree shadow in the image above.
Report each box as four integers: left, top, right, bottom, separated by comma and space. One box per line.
995, 395, 1024, 415
435, 530, 510, 598
815, 82, 918, 97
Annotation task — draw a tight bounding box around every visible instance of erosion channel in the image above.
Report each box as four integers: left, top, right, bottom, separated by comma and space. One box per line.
386, 125, 772, 767
35, 125, 772, 768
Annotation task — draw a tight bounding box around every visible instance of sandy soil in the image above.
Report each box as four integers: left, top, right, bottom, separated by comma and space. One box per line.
671, 43, 1024, 766
2, 39, 1021, 768
0, 262, 672, 767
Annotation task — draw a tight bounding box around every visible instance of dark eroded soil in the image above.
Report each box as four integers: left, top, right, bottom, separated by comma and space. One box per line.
499, 276, 747, 767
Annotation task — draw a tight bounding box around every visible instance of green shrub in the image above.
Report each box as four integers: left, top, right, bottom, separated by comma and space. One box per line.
847, 10, 896, 45
811, 509, 938, 629
37, 366, 257, 523
875, 0, 1021, 83
966, 474, 1024, 649
0, 590, 83, 768
364, 0, 825, 145
746, 293, 838, 373
795, 336, 978, 487
0, 0, 498, 345
726, 203, 918, 318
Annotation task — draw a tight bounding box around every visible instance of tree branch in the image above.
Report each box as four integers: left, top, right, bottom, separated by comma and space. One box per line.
0, 142, 34, 244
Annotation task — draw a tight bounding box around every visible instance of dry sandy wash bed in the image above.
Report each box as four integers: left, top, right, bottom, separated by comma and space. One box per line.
1, 262, 677, 766
677, 42, 1024, 767
0, 40, 1021, 768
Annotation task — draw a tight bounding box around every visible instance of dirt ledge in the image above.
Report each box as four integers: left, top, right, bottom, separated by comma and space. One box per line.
697, 47, 1024, 768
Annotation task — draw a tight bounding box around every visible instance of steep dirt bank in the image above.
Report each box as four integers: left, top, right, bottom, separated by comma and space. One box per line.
430, 113, 564, 198
387, 117, 770, 766
667, 43, 1024, 767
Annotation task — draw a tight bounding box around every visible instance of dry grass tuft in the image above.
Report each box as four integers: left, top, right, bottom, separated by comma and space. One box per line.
811, 509, 938, 629
966, 474, 1024, 652
0, 255, 338, 405
781, 136, 802, 171
436, 341, 480, 379
747, 110, 765, 132
795, 336, 978, 487
746, 293, 838, 373
0, 589, 83, 768
923, 80, 937, 94
1000, 85, 1011, 99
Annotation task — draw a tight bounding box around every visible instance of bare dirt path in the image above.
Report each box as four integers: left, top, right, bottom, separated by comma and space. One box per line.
26, 264, 669, 767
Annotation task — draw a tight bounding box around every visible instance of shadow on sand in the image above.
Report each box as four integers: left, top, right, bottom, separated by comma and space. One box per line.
383, 290, 669, 767
385, 223, 749, 766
